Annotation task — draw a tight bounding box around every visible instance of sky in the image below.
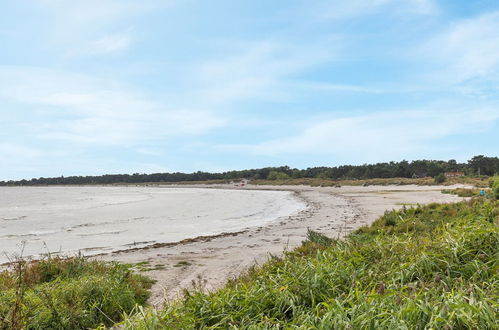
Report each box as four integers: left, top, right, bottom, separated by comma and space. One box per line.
1, 0, 499, 180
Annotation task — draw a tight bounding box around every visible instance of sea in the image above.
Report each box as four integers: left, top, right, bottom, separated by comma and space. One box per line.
0, 186, 306, 263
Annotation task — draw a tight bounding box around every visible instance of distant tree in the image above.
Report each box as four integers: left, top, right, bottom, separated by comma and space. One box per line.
267, 171, 290, 180
1, 155, 495, 186
468, 155, 499, 176
394, 160, 411, 177
447, 159, 458, 172
291, 169, 302, 179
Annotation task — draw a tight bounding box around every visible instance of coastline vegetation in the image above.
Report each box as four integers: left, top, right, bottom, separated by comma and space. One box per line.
0, 256, 153, 329
1, 155, 497, 186
252, 176, 490, 188
441, 175, 499, 197
0, 177, 497, 328
120, 197, 498, 329
442, 188, 483, 197
491, 175, 499, 199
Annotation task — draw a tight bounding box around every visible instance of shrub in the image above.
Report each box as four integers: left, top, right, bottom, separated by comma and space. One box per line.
489, 175, 499, 199
0, 257, 154, 329
267, 171, 290, 180
441, 188, 481, 197
434, 173, 446, 184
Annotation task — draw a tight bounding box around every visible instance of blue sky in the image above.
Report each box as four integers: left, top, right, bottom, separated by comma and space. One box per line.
1, 0, 498, 180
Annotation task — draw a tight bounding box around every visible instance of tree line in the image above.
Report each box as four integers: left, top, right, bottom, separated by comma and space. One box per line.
1, 155, 498, 186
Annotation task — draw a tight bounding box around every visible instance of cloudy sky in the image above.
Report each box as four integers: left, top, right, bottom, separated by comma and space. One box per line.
1, 0, 498, 180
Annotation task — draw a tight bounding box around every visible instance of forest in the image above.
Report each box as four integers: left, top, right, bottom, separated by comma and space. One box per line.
1, 155, 498, 186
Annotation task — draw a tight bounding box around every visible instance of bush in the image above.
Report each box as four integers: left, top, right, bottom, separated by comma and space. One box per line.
0, 257, 154, 329
433, 173, 446, 184
489, 175, 499, 199
441, 188, 481, 197
267, 171, 290, 180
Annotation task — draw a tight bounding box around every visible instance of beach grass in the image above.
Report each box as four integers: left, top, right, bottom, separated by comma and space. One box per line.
252, 176, 489, 188
120, 197, 498, 329
111, 175, 489, 188
0, 256, 154, 329
441, 187, 483, 197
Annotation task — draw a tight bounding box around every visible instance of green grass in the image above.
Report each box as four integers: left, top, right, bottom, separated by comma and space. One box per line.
252, 176, 490, 188
2, 196, 497, 329
395, 202, 418, 206
173, 261, 192, 268
490, 175, 499, 199
0, 256, 154, 329
441, 188, 483, 197
120, 198, 499, 329
133, 261, 167, 272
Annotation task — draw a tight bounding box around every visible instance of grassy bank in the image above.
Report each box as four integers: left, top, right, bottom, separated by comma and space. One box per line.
0, 257, 154, 329
252, 176, 489, 188
442, 176, 498, 197
441, 188, 483, 197
121, 198, 498, 329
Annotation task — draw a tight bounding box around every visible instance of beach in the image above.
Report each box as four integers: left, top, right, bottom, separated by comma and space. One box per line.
0, 186, 305, 264
0, 184, 469, 306
98, 184, 468, 306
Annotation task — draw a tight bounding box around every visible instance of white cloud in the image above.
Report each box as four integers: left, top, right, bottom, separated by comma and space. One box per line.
67, 34, 133, 56
219, 107, 499, 159
29, 0, 172, 57
92, 34, 132, 53
0, 143, 41, 159
287, 81, 387, 94
36, 0, 161, 28
421, 11, 499, 85
405, 0, 438, 15
0, 66, 225, 146
135, 148, 162, 156
0, 143, 44, 180
321, 0, 437, 20
194, 39, 340, 104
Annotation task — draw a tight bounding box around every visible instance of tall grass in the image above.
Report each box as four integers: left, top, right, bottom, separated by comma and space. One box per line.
0, 256, 154, 329
252, 176, 490, 188
441, 188, 483, 197
490, 175, 499, 199
121, 198, 499, 329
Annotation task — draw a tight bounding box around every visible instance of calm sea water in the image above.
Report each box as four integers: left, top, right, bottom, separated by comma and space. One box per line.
0, 186, 306, 263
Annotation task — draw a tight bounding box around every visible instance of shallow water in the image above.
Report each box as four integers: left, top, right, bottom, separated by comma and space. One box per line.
0, 186, 305, 263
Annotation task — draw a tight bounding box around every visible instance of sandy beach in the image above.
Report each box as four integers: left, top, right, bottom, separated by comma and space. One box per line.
99, 184, 469, 306
0, 186, 305, 264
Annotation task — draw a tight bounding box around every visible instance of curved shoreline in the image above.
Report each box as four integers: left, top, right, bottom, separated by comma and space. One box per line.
98, 183, 468, 306
105, 189, 310, 254
0, 186, 305, 264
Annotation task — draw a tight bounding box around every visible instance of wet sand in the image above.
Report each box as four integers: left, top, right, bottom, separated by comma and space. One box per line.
0, 186, 305, 263
99, 184, 469, 306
